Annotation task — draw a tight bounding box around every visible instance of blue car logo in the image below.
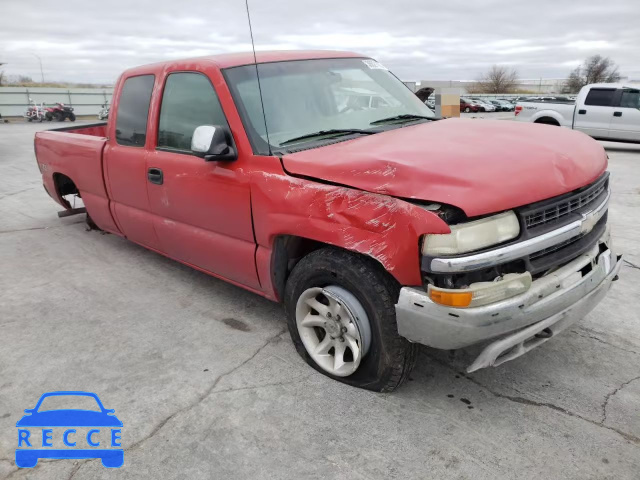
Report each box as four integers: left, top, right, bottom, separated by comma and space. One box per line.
15, 391, 123, 468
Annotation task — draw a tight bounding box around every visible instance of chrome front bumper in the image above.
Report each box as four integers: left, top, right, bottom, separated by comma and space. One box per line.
395, 230, 621, 372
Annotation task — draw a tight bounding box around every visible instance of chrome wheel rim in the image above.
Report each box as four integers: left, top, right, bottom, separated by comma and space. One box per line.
295, 285, 371, 377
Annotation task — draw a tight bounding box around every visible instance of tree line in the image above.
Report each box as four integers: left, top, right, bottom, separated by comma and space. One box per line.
467, 55, 622, 94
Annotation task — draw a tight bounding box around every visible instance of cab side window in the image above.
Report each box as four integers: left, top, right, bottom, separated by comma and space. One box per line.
584, 89, 616, 107
158, 72, 229, 152
619, 89, 640, 109
115, 75, 155, 147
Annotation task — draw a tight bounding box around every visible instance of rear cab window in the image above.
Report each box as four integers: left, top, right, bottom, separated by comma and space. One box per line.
115, 75, 155, 147
157, 72, 230, 153
618, 89, 640, 109
584, 89, 616, 107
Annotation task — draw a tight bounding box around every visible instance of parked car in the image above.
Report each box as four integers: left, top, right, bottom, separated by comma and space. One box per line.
470, 98, 497, 112
515, 83, 640, 142
460, 97, 480, 113
34, 51, 621, 391
490, 100, 514, 112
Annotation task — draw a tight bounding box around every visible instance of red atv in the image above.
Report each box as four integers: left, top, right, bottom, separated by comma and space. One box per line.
45, 103, 76, 122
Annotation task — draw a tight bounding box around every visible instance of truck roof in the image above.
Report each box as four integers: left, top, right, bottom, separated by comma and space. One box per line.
121, 50, 365, 77
585, 83, 636, 89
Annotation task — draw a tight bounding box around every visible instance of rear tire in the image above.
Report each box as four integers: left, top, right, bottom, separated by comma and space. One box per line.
284, 248, 418, 392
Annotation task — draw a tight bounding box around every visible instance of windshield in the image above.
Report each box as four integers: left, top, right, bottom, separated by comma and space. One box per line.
37, 395, 102, 412
224, 57, 434, 154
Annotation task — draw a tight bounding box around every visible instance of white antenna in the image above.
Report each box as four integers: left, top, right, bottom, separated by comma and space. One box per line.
244, 0, 272, 155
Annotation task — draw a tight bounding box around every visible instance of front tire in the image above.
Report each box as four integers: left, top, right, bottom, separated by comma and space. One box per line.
69, 113, 76, 122
284, 248, 417, 392
464, 107, 470, 113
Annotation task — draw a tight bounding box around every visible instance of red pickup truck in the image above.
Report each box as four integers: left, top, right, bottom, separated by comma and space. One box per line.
35, 51, 621, 391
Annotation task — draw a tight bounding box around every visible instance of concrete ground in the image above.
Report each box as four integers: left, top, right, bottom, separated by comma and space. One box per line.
1, 120, 639, 480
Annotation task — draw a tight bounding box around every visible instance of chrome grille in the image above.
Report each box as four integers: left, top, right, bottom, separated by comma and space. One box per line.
529, 234, 584, 260
524, 176, 608, 229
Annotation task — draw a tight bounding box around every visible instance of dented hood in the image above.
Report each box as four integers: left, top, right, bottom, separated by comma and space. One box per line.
282, 119, 607, 217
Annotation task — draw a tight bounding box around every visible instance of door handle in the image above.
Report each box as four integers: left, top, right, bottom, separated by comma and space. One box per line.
578, 109, 587, 115
147, 167, 163, 185
613, 111, 622, 117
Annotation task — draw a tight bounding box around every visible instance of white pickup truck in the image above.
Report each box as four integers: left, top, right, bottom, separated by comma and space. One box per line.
514, 83, 640, 142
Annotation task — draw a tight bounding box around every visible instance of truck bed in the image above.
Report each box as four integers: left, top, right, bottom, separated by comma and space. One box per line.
515, 101, 576, 127
34, 122, 120, 233
46, 121, 108, 137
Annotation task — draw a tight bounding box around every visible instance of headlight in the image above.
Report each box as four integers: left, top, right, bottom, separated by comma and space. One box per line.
422, 211, 520, 256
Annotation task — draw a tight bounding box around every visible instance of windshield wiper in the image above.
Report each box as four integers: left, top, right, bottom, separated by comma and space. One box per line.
369, 114, 434, 126
279, 129, 375, 147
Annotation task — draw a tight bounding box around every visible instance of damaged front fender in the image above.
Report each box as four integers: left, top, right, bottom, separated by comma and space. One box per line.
251, 166, 450, 290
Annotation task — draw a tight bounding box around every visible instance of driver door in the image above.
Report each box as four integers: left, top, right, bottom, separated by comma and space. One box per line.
145, 70, 259, 289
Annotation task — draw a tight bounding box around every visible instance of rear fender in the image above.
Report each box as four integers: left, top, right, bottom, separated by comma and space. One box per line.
531, 109, 565, 126
35, 131, 120, 234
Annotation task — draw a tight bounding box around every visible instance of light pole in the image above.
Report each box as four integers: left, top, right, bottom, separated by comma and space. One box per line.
32, 54, 44, 83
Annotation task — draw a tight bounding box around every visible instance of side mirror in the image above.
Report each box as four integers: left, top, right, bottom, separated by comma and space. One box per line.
191, 125, 237, 161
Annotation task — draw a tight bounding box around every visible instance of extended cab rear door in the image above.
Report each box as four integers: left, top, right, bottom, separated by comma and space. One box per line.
609, 88, 640, 142
145, 69, 260, 289
573, 88, 616, 139
104, 74, 162, 250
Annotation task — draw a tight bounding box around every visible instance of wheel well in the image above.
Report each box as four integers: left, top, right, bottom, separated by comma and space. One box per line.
270, 235, 395, 301
52, 173, 78, 208
534, 117, 560, 126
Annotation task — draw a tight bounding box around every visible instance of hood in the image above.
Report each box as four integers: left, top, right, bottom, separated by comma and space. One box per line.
282, 119, 607, 217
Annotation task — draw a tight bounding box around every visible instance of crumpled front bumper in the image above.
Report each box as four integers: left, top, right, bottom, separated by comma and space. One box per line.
395, 230, 621, 372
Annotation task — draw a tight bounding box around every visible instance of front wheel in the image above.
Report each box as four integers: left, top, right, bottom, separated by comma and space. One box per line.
285, 248, 417, 392
464, 107, 470, 113
69, 113, 76, 122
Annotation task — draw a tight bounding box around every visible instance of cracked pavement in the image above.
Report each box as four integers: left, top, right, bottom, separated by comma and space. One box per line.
1, 122, 639, 479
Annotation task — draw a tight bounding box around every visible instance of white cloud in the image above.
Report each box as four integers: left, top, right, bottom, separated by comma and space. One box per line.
565, 40, 615, 50
0, 0, 638, 83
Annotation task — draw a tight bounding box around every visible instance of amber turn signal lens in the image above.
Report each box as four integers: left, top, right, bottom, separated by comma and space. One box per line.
429, 289, 473, 307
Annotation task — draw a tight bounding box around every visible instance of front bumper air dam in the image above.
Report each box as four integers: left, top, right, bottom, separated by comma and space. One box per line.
395, 234, 621, 372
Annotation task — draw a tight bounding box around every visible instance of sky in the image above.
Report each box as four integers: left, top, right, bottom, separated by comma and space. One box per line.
1, 0, 638, 84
